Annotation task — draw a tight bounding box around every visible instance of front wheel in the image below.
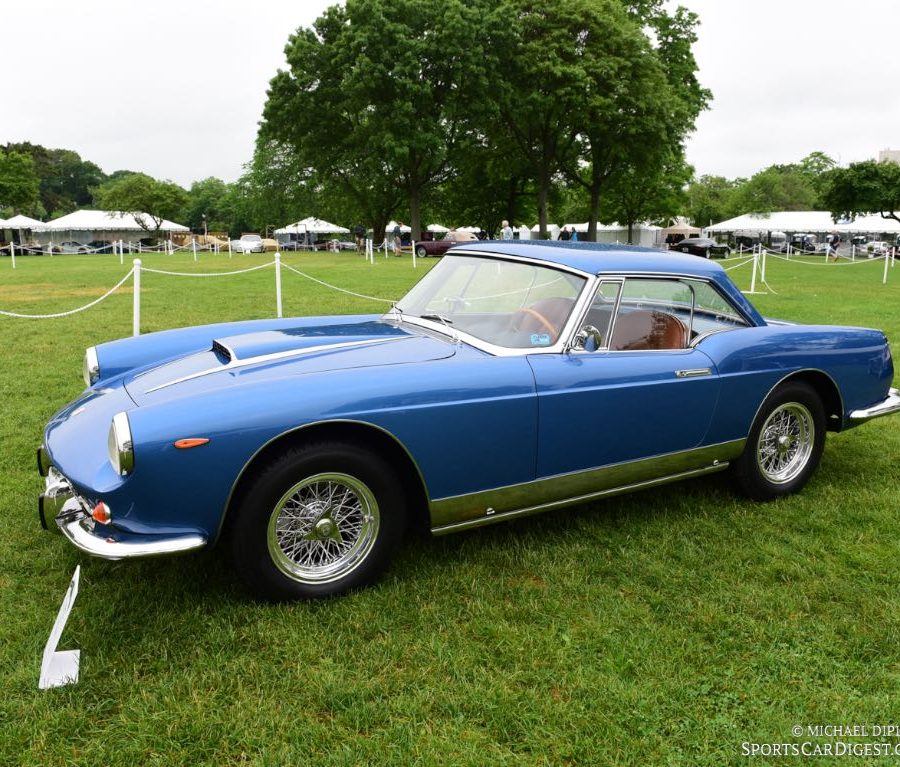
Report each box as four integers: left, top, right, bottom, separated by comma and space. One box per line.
416, 245, 427, 257
732, 381, 826, 501
229, 442, 406, 600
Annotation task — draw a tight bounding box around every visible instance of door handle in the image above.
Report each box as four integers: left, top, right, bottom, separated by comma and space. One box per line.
675, 368, 711, 378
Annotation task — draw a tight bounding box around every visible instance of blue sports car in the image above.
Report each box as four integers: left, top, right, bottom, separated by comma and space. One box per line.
38, 242, 900, 599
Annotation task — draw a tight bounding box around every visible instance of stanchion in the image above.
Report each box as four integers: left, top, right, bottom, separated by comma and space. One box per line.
227, 238, 232, 258
133, 259, 142, 336
192, 239, 198, 262
883, 253, 890, 285
275, 252, 283, 318
118, 240, 124, 265
412, 240, 417, 269
10, 241, 15, 270
760, 245, 767, 283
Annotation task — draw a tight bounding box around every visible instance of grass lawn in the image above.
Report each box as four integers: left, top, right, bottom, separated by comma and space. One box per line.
1, 249, 898, 766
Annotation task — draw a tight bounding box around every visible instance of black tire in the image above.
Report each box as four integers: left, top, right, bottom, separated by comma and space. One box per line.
230, 441, 406, 600
732, 381, 826, 501
416, 246, 427, 258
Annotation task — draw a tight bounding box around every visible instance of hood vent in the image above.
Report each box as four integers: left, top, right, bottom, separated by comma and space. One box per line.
211, 340, 234, 362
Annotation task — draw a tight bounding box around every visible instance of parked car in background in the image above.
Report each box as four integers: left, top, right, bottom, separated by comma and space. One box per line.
789, 233, 818, 254
670, 237, 731, 258
58, 241, 91, 254
414, 229, 479, 257
865, 241, 890, 257
38, 242, 899, 601
233, 234, 265, 254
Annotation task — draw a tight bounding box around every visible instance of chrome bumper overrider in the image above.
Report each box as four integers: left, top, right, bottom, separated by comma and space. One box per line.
39, 465, 207, 560
849, 388, 900, 422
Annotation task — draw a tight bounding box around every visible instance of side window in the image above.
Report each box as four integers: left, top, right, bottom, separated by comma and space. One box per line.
609, 279, 690, 351
580, 281, 621, 347
688, 280, 749, 338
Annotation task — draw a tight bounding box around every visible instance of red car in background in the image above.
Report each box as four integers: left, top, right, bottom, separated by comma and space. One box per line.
415, 229, 479, 257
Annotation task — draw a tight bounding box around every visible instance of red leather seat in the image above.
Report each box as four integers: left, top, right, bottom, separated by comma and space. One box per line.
609, 310, 687, 351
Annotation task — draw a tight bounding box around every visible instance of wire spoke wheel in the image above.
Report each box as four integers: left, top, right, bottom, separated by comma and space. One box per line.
266, 472, 380, 584
755, 402, 814, 484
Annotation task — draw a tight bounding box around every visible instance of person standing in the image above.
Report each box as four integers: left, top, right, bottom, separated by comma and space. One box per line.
558, 226, 571, 241
570, 229, 578, 242
501, 220, 513, 240
392, 222, 403, 254
353, 223, 365, 254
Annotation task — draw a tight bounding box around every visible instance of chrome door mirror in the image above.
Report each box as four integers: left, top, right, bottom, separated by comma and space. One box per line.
572, 325, 603, 352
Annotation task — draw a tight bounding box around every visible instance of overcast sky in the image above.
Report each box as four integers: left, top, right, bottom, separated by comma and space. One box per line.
1, 0, 898, 187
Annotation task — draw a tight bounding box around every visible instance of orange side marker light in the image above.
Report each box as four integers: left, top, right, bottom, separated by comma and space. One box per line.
174, 438, 210, 449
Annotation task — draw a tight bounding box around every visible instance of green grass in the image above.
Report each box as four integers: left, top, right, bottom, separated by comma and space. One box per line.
1, 250, 899, 766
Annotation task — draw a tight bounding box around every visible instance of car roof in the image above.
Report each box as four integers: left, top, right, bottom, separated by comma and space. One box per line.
451, 240, 727, 278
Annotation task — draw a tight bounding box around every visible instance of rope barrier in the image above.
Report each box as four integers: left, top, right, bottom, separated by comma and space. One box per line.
142, 262, 275, 277
0, 269, 134, 319
723, 257, 755, 271
281, 262, 396, 304
764, 251, 888, 267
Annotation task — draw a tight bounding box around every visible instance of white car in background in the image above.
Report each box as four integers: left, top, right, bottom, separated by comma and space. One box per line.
864, 241, 890, 257
232, 234, 265, 254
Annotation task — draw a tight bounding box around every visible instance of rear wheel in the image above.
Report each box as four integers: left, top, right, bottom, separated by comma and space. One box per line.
230, 442, 406, 600
732, 381, 825, 501
416, 245, 427, 257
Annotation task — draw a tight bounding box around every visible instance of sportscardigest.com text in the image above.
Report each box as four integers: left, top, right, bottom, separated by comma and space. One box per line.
742, 725, 900, 758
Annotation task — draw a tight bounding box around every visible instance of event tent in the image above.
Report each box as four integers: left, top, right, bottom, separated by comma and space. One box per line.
426, 223, 450, 233
706, 211, 900, 239
32, 210, 188, 246
4, 214, 44, 229
834, 214, 900, 235
385, 221, 411, 234
275, 217, 350, 235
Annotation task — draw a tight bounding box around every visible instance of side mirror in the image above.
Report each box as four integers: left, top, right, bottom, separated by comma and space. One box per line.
572, 325, 603, 352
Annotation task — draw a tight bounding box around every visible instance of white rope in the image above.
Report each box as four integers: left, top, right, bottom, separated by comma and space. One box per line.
0, 269, 134, 319
723, 257, 755, 271
142, 262, 275, 277
764, 251, 887, 267
281, 262, 396, 304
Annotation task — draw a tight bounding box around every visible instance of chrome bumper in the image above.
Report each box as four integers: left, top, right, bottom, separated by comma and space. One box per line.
39, 466, 207, 560
849, 387, 900, 422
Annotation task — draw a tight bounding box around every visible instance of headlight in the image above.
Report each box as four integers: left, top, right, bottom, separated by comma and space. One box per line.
108, 411, 134, 476
83, 346, 100, 386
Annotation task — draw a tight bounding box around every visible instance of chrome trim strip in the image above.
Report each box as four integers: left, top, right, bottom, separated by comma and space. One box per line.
675, 368, 712, 378
429, 439, 745, 532
849, 387, 900, 422
144, 338, 397, 393
57, 515, 207, 560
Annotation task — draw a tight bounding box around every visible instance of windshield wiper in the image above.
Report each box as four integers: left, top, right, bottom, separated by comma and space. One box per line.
420, 313, 453, 325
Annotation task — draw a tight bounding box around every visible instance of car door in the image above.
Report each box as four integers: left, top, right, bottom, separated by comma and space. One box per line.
527, 277, 722, 479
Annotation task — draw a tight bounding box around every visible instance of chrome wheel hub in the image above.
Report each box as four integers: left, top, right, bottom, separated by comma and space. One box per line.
756, 403, 814, 484
267, 473, 379, 584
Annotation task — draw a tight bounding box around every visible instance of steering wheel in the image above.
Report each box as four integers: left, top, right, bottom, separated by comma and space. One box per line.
510, 307, 559, 338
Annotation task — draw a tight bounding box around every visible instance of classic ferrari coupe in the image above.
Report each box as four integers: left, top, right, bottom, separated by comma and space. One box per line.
38, 242, 899, 599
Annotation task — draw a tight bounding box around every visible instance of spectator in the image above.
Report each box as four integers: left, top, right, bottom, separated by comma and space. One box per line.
570, 229, 579, 242
501, 220, 513, 240
558, 226, 571, 241
353, 224, 366, 253
392, 222, 403, 254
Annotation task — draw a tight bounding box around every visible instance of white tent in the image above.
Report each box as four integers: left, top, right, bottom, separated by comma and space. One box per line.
456, 226, 481, 234
275, 216, 349, 235
531, 223, 561, 240
705, 211, 837, 235
385, 220, 411, 234
426, 223, 449, 233
834, 214, 900, 235
33, 210, 188, 234
4, 214, 44, 228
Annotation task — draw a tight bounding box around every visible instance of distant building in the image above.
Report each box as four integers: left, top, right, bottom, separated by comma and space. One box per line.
878, 148, 900, 165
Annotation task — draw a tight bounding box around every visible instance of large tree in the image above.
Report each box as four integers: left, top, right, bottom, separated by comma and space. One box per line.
822, 160, 900, 224
0, 150, 41, 216
5, 143, 105, 217
93, 173, 188, 234
261, 0, 495, 240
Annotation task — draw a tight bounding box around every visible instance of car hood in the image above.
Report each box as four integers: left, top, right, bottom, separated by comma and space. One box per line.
124, 319, 455, 406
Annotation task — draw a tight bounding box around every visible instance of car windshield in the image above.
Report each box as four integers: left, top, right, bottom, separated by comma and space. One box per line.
391, 254, 586, 349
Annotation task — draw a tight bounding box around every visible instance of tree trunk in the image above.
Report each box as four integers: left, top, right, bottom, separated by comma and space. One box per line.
409, 184, 421, 241
587, 182, 601, 242
627, 220, 635, 244
537, 172, 550, 239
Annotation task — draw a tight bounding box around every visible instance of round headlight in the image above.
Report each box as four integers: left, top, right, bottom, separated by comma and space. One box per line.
108, 411, 134, 476
83, 346, 100, 386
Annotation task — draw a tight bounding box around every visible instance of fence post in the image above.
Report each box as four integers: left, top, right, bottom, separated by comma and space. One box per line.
118, 239, 123, 265
227, 238, 232, 258
275, 252, 283, 318
192, 239, 197, 262
412, 240, 417, 269
10, 241, 15, 269
760, 245, 767, 283
133, 259, 142, 336
749, 247, 758, 293
883, 253, 890, 285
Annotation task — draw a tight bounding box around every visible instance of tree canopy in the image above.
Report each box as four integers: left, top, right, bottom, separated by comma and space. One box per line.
822, 160, 900, 224
93, 173, 189, 233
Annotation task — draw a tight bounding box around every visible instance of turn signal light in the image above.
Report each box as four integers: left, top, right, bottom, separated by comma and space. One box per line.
174, 438, 210, 449
92, 502, 111, 524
